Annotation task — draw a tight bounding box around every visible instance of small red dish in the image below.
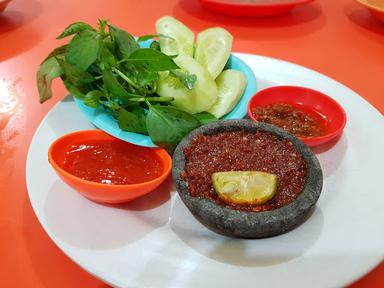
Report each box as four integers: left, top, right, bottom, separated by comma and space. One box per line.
48, 130, 172, 204
247, 86, 347, 147
199, 0, 315, 17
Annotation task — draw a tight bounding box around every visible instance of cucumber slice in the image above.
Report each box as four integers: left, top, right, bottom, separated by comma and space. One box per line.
157, 54, 218, 114
212, 171, 277, 205
207, 69, 246, 118
155, 16, 195, 57
194, 27, 233, 79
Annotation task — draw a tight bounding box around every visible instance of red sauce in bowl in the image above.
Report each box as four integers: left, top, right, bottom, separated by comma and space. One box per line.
251, 103, 327, 137
182, 130, 307, 212
62, 140, 163, 185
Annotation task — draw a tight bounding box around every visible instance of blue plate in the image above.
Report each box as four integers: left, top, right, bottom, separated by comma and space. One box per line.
74, 43, 257, 147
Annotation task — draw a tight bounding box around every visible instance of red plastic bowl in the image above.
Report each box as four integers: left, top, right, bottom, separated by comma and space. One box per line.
199, 0, 315, 17
247, 86, 347, 147
48, 130, 172, 204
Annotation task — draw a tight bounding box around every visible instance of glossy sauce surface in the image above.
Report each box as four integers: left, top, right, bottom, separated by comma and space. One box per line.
182, 130, 307, 212
251, 103, 327, 137
62, 140, 163, 185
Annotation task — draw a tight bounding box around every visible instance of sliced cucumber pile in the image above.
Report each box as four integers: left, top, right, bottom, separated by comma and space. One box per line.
195, 27, 233, 79
155, 16, 246, 118
156, 16, 194, 57
207, 69, 246, 118
157, 54, 217, 114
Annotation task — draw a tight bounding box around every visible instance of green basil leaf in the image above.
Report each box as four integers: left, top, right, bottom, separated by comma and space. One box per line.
43, 45, 68, 63
102, 35, 114, 51
126, 48, 179, 72
63, 80, 86, 100
146, 105, 200, 153
135, 68, 159, 87
57, 58, 95, 86
118, 107, 148, 134
84, 90, 103, 108
36, 57, 63, 103
98, 19, 108, 35
101, 100, 121, 117
102, 68, 137, 103
57, 22, 95, 39
149, 41, 160, 51
109, 25, 139, 59
99, 42, 117, 69
193, 112, 218, 125
170, 69, 196, 90
87, 63, 102, 75
65, 30, 100, 71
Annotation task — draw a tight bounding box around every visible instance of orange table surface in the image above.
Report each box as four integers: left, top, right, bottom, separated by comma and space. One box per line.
0, 0, 383, 287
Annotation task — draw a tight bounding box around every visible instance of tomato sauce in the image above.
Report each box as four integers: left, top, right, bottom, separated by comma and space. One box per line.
251, 103, 327, 137
62, 140, 163, 185
182, 130, 307, 212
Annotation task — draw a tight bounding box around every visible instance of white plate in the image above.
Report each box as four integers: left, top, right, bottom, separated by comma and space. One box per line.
26, 53, 384, 288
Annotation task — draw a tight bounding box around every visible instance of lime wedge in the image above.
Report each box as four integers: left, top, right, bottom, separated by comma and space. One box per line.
212, 171, 277, 205
194, 27, 233, 79
156, 16, 195, 57
206, 69, 247, 118
157, 53, 218, 114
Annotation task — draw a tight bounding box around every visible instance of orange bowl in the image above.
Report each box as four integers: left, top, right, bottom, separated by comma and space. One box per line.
48, 130, 172, 204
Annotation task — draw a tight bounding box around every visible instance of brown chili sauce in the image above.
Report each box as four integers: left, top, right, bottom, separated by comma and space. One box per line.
251, 103, 327, 137
182, 130, 307, 212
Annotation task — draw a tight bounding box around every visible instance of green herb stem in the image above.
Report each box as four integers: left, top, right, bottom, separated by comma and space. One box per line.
129, 96, 174, 103
112, 67, 140, 89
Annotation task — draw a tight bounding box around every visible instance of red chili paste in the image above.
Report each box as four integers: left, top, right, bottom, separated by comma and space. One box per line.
182, 130, 307, 212
251, 103, 327, 137
62, 140, 163, 185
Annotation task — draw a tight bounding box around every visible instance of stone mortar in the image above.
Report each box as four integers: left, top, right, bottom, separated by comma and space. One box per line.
172, 119, 323, 238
